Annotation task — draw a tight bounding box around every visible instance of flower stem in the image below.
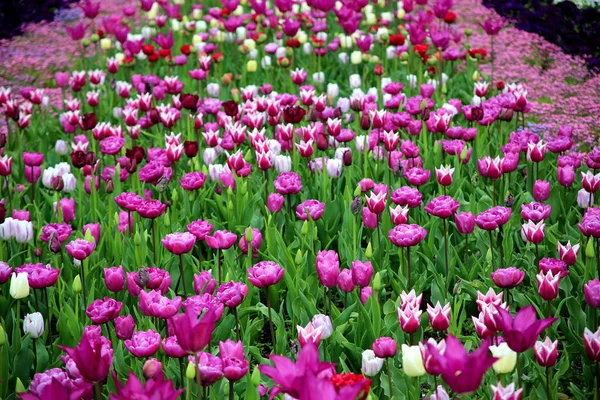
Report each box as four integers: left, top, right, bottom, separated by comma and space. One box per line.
179, 254, 188, 296
195, 353, 203, 400
266, 288, 276, 351
81, 259, 87, 307
152, 219, 157, 265
443, 218, 449, 297
229, 380, 234, 400
93, 382, 103, 400
545, 367, 551, 400
386, 358, 393, 399
234, 307, 241, 341
516, 352, 522, 389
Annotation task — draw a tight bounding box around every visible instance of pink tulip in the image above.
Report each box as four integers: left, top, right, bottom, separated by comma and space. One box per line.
427, 302, 451, 331
206, 230, 237, 250
125, 329, 162, 358
557, 241, 579, 266
248, 261, 284, 288
297, 322, 323, 347
315, 250, 340, 288
536, 270, 560, 301
584, 327, 600, 362
534, 337, 558, 367
104, 266, 125, 292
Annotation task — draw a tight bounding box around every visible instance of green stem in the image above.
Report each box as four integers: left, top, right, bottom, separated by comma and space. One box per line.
266, 288, 276, 351
234, 307, 241, 341
179, 254, 189, 296
386, 358, 394, 399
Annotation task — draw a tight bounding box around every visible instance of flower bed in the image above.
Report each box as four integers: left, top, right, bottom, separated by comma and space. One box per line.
0, 0, 599, 399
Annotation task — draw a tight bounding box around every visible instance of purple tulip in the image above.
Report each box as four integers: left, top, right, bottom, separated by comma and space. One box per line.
336, 269, 355, 293
216, 281, 248, 308
23, 152, 44, 166
248, 261, 284, 288
532, 180, 550, 202
389, 224, 427, 247
188, 352, 223, 386
316, 250, 340, 288
557, 241, 579, 266
362, 207, 378, 229
427, 335, 497, 394
171, 306, 219, 354
111, 370, 183, 399
14, 263, 59, 289
427, 302, 451, 331
193, 271, 217, 295
104, 266, 125, 292
535, 337, 558, 367
205, 230, 238, 250
59, 328, 113, 383
114, 192, 143, 212
136, 200, 167, 219
538, 258, 569, 278
55, 198, 76, 223
497, 305, 558, 353
39, 223, 72, 243
161, 336, 188, 358
139, 290, 182, 319
162, 232, 196, 255
125, 330, 162, 358
65, 238, 95, 260
267, 193, 285, 213
579, 207, 600, 237
296, 200, 326, 221
391, 186, 422, 208
585, 279, 600, 308
0, 261, 11, 284
425, 195, 460, 219
490, 267, 525, 289
82, 223, 100, 243
372, 337, 397, 358
536, 270, 561, 301
454, 212, 475, 234
85, 297, 122, 324
475, 206, 512, 231
114, 315, 135, 340
238, 228, 262, 257
521, 202, 551, 222
584, 328, 600, 362
219, 339, 249, 381
187, 220, 214, 241
351, 260, 373, 288
183, 294, 225, 321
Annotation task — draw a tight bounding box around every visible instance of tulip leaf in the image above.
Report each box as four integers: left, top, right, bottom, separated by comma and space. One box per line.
13, 335, 31, 384
34, 339, 49, 372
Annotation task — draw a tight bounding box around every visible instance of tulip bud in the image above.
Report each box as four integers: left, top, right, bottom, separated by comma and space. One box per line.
295, 249, 303, 265
587, 237, 595, 258
15, 378, 25, 394
72, 275, 82, 293
361, 350, 384, 376
301, 221, 309, 235
351, 196, 361, 214
372, 272, 381, 291
105, 178, 114, 193
472, 71, 479, 82
143, 358, 163, 379
353, 185, 362, 197
251, 367, 261, 386
186, 361, 196, 379
134, 231, 142, 246
0, 325, 5, 345
365, 242, 373, 259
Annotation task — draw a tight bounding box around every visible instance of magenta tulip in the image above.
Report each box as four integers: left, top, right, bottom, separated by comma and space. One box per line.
104, 266, 125, 292
85, 297, 122, 324
162, 232, 196, 255
497, 305, 557, 353
216, 281, 248, 308
125, 329, 162, 358
114, 315, 135, 340
139, 290, 182, 319
315, 250, 340, 288
248, 261, 284, 288
219, 339, 249, 381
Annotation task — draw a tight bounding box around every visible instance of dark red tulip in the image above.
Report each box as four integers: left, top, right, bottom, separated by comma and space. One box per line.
184, 141, 199, 158
80, 113, 98, 131
71, 151, 87, 168
282, 106, 306, 124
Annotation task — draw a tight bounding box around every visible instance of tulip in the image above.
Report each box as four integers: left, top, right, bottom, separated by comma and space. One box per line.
205, 230, 237, 250
161, 336, 187, 358
583, 171, 600, 193
114, 315, 135, 340
536, 269, 561, 302
365, 191, 387, 215
296, 200, 326, 221
558, 241, 579, 266
585, 279, 600, 308
297, 322, 323, 347
248, 261, 284, 288
389, 205, 409, 225
402, 344, 426, 377
398, 306, 422, 334
557, 165, 575, 187
491, 267, 525, 289
142, 358, 162, 380
527, 141, 547, 163
311, 314, 333, 339
59, 328, 113, 383
316, 250, 340, 288
391, 186, 422, 208
188, 352, 223, 386
435, 165, 455, 186
85, 297, 122, 324
274, 172, 302, 195
187, 220, 214, 241
104, 266, 124, 292
125, 329, 162, 358
497, 305, 557, 353
193, 271, 217, 295
490, 382, 523, 400
373, 337, 397, 358
10, 272, 30, 299
0, 261, 11, 284
337, 269, 355, 293
532, 180, 550, 202
521, 220, 545, 244
535, 337, 558, 367
454, 212, 475, 234
425, 196, 460, 219
578, 189, 594, 208
15, 263, 59, 289
419, 338, 446, 376
267, 193, 285, 213
139, 290, 182, 319
361, 350, 383, 376
489, 342, 517, 374
171, 307, 218, 354
584, 327, 600, 362
351, 260, 373, 288
388, 224, 427, 248
23, 312, 44, 338
162, 232, 196, 255
521, 202, 551, 222
427, 302, 451, 331
427, 335, 497, 394
362, 207, 378, 229
538, 257, 569, 278
65, 238, 95, 260
219, 339, 249, 381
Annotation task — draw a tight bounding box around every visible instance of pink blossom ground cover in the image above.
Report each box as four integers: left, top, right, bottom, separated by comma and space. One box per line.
454, 0, 600, 147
